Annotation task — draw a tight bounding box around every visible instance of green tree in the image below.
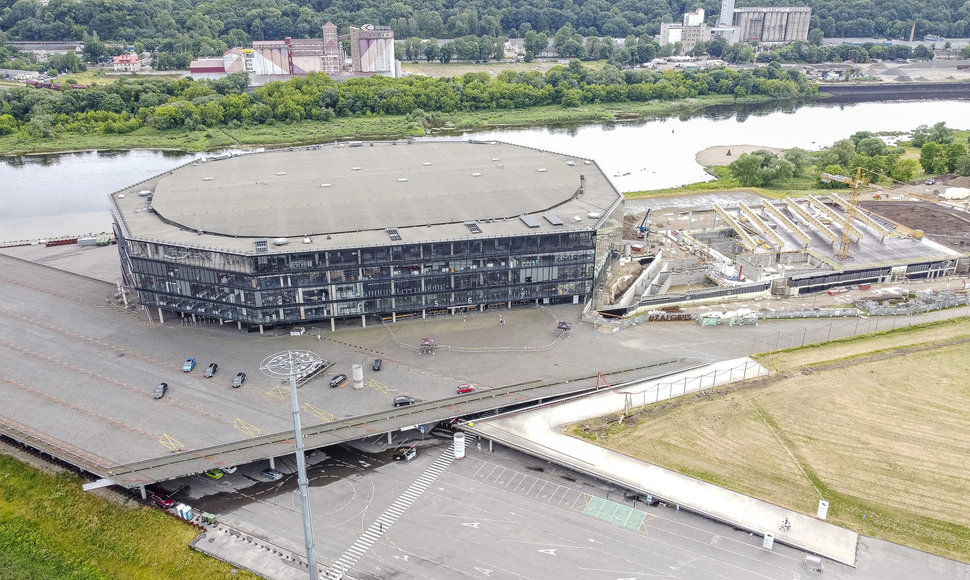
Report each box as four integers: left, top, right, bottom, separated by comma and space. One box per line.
783, 147, 811, 177
919, 142, 941, 173
945, 142, 968, 172
890, 159, 919, 182
829, 139, 856, 169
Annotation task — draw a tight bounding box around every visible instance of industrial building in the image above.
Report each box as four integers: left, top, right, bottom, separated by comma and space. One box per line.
659, 1, 809, 50
110, 141, 623, 332
189, 22, 397, 81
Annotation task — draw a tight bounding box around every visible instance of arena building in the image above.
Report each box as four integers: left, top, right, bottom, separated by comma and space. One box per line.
110, 141, 624, 332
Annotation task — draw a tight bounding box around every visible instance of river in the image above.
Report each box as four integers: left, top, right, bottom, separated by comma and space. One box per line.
3, 99, 970, 242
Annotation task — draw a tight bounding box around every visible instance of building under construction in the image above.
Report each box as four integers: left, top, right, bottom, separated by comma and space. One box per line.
605, 190, 970, 314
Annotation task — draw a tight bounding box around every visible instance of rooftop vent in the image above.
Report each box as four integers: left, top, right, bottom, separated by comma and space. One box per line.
203, 177, 214, 181
464, 221, 482, 234
138, 189, 152, 197
422, 162, 432, 166
565, 161, 576, 166
321, 183, 332, 188
536, 168, 547, 172
587, 212, 602, 219
352, 167, 362, 171
303, 236, 312, 244
491, 157, 501, 161
273, 238, 289, 246
254, 239, 268, 253
386, 228, 402, 241
471, 172, 482, 177
276, 172, 287, 176
520, 214, 541, 228
543, 212, 564, 226
397, 178, 408, 182
118, 193, 126, 199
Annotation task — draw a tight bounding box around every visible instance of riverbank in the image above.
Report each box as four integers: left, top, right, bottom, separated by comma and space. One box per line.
0, 94, 775, 156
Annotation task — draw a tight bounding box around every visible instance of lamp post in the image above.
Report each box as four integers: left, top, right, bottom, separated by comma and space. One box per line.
260, 350, 321, 580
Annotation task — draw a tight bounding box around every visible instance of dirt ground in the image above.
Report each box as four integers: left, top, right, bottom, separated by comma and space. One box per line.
694, 144, 786, 168
860, 200, 970, 249
581, 320, 970, 562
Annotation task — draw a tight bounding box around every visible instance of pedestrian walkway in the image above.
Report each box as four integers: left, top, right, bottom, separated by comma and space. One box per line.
464, 357, 860, 567
325, 444, 457, 579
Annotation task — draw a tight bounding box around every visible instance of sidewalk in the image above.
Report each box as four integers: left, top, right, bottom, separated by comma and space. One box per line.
465, 357, 860, 567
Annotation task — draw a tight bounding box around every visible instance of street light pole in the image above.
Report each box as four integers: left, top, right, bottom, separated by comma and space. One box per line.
261, 350, 321, 580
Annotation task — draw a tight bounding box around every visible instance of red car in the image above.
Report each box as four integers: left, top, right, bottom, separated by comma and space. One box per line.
149, 494, 175, 509
456, 384, 475, 394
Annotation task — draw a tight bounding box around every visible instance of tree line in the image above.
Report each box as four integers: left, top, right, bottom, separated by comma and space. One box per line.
0, 61, 817, 138
727, 122, 970, 189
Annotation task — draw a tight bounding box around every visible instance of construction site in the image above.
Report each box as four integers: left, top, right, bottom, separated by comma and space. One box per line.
604, 175, 970, 317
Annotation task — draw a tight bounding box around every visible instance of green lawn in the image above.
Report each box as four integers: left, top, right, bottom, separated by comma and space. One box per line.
0, 454, 258, 580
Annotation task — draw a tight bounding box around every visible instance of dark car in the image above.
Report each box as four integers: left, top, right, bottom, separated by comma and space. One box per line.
153, 382, 168, 399
329, 374, 347, 388
392, 446, 417, 461
149, 494, 175, 509
203, 362, 218, 377
231, 372, 246, 388
373, 359, 382, 371
393, 395, 415, 407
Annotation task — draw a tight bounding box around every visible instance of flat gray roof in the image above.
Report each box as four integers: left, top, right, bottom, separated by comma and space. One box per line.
112, 141, 623, 254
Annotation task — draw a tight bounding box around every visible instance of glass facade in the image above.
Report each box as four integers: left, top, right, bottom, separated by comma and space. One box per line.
117, 227, 611, 328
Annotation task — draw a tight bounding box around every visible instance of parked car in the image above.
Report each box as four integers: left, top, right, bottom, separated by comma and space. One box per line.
222, 466, 237, 474
393, 395, 415, 407
204, 469, 224, 480
261, 468, 283, 481
393, 446, 417, 461
149, 494, 175, 509
231, 372, 247, 388
329, 373, 347, 388
373, 359, 382, 371
182, 358, 196, 372
203, 362, 218, 377
456, 383, 475, 394
925, 178, 936, 185
153, 382, 168, 399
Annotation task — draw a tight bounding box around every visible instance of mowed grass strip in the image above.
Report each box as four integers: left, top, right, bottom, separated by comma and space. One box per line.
0, 455, 259, 580
572, 317, 970, 562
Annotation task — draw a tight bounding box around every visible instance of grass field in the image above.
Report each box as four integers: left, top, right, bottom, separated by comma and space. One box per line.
572, 318, 970, 562
0, 454, 259, 580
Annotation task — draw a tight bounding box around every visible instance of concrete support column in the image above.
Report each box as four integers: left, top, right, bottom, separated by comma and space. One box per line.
479, 304, 484, 311
191, 313, 196, 323
508, 301, 512, 308
139, 485, 147, 500
361, 315, 366, 328
488, 439, 494, 453
330, 318, 335, 332
269, 457, 276, 469
259, 324, 264, 335
387, 431, 393, 445
392, 312, 396, 323
219, 319, 224, 325
237, 321, 242, 330
158, 308, 164, 323
422, 309, 426, 319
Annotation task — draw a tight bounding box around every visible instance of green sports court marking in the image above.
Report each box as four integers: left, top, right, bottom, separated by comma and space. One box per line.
582, 495, 647, 531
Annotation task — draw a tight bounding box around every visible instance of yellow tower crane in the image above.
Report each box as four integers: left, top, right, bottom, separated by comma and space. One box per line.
820, 167, 866, 259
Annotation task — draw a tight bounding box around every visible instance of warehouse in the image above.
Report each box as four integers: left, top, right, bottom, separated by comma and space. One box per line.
110, 141, 624, 331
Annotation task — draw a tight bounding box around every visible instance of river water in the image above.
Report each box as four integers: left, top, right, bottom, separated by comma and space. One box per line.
3, 99, 969, 242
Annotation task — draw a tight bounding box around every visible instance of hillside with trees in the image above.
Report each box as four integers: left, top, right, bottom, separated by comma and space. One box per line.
1, 0, 968, 51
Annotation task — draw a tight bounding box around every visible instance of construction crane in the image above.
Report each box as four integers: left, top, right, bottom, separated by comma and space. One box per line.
821, 167, 866, 259
635, 209, 651, 239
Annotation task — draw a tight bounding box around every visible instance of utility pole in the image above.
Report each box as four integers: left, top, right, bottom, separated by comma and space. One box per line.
260, 350, 321, 580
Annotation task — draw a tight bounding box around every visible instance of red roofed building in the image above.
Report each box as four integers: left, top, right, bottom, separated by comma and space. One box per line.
112, 53, 141, 72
